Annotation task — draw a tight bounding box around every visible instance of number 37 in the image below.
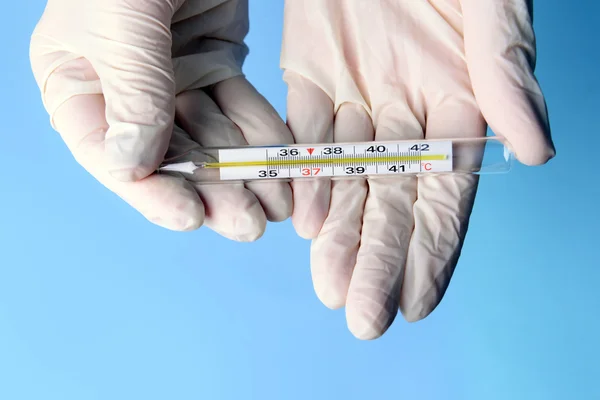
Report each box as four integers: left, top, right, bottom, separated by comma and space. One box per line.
302, 168, 321, 176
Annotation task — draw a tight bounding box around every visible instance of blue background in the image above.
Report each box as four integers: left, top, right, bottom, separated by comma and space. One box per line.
1, 1, 598, 399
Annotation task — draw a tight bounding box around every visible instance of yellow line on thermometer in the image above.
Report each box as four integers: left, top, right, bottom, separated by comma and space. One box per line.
203, 154, 448, 169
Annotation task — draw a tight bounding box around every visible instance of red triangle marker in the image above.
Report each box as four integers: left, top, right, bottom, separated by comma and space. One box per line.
307, 148, 315, 155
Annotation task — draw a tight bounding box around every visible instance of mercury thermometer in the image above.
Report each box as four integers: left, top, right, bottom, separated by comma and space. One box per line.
158, 136, 514, 184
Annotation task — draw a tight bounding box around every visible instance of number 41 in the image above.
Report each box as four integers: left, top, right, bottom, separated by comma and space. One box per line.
388, 165, 406, 172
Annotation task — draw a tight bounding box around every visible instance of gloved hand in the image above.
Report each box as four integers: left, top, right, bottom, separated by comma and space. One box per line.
281, 0, 555, 339
30, 0, 293, 240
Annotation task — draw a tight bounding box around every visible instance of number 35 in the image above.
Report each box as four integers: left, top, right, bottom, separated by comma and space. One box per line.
258, 170, 278, 178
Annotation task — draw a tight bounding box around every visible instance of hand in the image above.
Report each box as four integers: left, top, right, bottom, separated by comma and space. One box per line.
30, 0, 293, 239
281, 0, 555, 339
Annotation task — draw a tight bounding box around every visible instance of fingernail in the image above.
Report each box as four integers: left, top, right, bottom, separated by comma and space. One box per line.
179, 216, 203, 232
109, 167, 149, 182
233, 214, 263, 242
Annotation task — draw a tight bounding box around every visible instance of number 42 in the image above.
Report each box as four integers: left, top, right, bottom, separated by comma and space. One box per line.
410, 144, 429, 151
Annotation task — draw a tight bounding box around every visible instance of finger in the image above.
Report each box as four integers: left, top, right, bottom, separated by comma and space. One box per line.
400, 98, 485, 322
345, 103, 421, 340
52, 85, 204, 231
284, 71, 334, 239
190, 182, 266, 242
212, 76, 294, 222
175, 90, 266, 241
171, 0, 249, 92
461, 0, 556, 165
310, 103, 374, 309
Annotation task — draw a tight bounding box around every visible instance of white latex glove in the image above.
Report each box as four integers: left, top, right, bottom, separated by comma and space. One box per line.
281, 0, 555, 339
30, 0, 293, 240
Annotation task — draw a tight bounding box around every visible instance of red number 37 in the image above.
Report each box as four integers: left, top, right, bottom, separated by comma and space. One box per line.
301, 168, 321, 176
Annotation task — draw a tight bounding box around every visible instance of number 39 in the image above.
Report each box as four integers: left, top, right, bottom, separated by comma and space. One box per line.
345, 166, 365, 175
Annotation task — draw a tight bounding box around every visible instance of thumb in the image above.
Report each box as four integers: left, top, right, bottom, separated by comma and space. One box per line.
461, 0, 556, 165
31, 0, 183, 182
89, 0, 179, 181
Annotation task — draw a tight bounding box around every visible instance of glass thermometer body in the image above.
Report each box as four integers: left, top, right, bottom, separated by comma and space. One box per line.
158, 137, 513, 184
